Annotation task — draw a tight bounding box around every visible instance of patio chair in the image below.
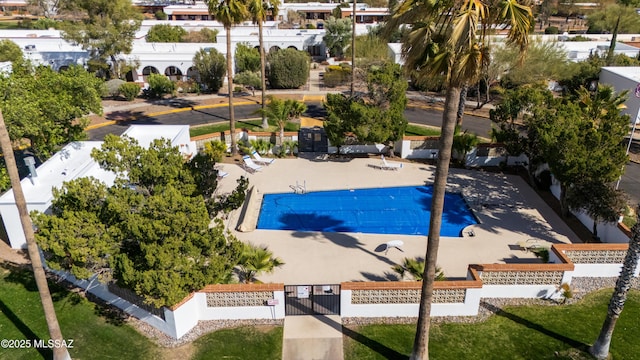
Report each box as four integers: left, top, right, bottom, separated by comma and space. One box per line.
251, 150, 275, 165
217, 170, 229, 179
380, 155, 403, 170
242, 155, 263, 173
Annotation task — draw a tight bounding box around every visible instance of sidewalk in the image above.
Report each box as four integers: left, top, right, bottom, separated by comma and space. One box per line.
282, 315, 344, 360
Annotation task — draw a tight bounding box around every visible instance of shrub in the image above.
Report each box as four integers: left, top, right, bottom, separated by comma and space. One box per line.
266, 48, 310, 89
31, 18, 58, 30
181, 28, 218, 43
105, 79, 126, 98
234, 71, 261, 90
250, 139, 273, 154
147, 73, 175, 98
204, 140, 227, 163
146, 24, 187, 43
306, 23, 316, 29
545, 26, 559, 34
155, 10, 168, 20
118, 83, 140, 101
176, 80, 200, 93
235, 43, 260, 73
323, 71, 348, 87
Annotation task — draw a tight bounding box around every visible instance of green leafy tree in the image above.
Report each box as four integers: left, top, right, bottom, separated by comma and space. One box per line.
60, 0, 143, 79
146, 24, 188, 43
193, 48, 227, 93
235, 42, 261, 73
566, 181, 627, 240
207, 0, 249, 156
492, 38, 570, 89
0, 64, 103, 159
590, 207, 640, 359
266, 48, 309, 89
324, 62, 407, 156
528, 86, 629, 216
35, 135, 245, 307
323, 16, 352, 58
391, 257, 445, 281
237, 243, 284, 283
146, 73, 175, 98
383, 0, 533, 357
587, 4, 640, 34
34, 177, 114, 279
0, 39, 23, 63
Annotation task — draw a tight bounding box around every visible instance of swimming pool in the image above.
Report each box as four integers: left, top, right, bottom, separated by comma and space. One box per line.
256, 185, 477, 236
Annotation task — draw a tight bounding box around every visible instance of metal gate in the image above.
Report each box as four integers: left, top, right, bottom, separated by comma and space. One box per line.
284, 284, 340, 316
298, 127, 328, 153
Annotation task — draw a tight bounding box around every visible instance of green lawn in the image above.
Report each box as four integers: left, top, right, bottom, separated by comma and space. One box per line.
190, 119, 300, 137
405, 124, 440, 137
0, 21, 20, 30
344, 289, 640, 360
0, 263, 160, 360
192, 326, 283, 360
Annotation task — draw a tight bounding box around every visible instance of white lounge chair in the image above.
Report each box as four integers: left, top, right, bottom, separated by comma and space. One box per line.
217, 170, 229, 179
385, 240, 404, 255
251, 150, 275, 165
379, 155, 403, 170
242, 155, 263, 173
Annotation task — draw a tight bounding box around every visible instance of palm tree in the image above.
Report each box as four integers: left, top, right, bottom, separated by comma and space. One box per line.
285, 98, 307, 122
452, 126, 478, 167
207, 0, 249, 156
237, 243, 284, 283
247, 0, 280, 129
392, 257, 445, 281
384, 1, 533, 358
590, 207, 640, 359
257, 96, 289, 145
0, 110, 71, 360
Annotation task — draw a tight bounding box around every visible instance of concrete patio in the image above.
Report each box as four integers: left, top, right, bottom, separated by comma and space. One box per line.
216, 157, 581, 283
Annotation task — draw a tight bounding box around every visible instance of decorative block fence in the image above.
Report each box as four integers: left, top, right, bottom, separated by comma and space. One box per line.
51, 242, 639, 340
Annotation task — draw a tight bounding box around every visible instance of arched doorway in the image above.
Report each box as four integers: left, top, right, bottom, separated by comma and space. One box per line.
165, 66, 183, 81
142, 66, 159, 82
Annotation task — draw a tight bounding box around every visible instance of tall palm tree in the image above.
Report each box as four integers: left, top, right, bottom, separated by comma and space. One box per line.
247, 0, 280, 129
237, 243, 284, 283
207, 0, 249, 155
384, 1, 532, 358
590, 207, 640, 359
0, 110, 71, 360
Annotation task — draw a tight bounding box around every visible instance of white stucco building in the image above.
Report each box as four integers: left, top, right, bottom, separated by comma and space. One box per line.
0, 125, 196, 249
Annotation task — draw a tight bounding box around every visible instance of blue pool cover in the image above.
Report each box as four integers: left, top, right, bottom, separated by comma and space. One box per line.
256, 185, 477, 237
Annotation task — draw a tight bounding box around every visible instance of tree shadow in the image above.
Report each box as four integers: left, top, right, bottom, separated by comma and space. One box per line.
143, 97, 198, 109
480, 301, 590, 352
105, 109, 147, 122
0, 299, 52, 359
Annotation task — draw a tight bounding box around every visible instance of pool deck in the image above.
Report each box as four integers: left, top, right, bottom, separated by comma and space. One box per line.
217, 156, 581, 283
